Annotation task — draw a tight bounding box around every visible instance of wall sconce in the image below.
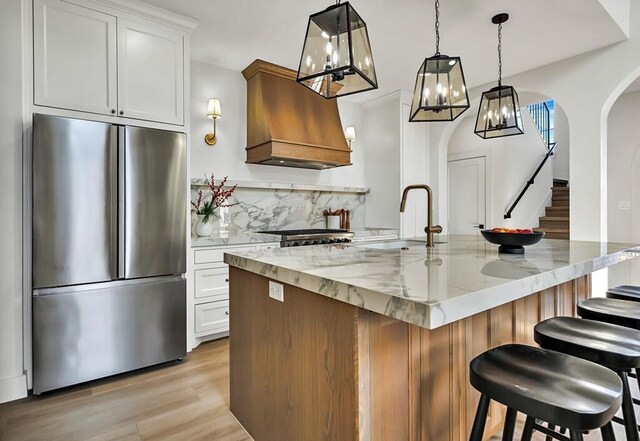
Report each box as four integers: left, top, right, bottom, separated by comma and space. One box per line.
205, 98, 222, 146
345, 126, 356, 149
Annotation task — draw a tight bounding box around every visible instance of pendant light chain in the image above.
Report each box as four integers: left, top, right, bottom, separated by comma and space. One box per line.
497, 22, 503, 86
434, 0, 440, 55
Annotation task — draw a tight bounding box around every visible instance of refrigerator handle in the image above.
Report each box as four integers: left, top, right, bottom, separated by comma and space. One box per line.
109, 125, 118, 280
117, 126, 126, 279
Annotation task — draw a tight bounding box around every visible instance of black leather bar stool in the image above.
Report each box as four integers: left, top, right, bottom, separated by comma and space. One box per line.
607, 285, 640, 301
578, 297, 640, 329
534, 316, 640, 441
578, 297, 640, 399
469, 344, 621, 441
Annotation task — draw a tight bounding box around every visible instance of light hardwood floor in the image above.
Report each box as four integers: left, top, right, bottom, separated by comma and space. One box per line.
0, 338, 631, 441
0, 339, 251, 441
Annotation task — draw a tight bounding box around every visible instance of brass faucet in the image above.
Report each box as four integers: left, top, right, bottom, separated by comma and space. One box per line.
400, 184, 443, 247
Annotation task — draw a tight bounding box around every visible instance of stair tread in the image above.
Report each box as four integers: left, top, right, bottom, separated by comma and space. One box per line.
539, 216, 570, 221
534, 227, 570, 233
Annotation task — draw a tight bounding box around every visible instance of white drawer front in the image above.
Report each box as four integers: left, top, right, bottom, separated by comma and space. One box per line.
194, 267, 229, 301
258, 242, 280, 250
194, 245, 256, 264
195, 301, 229, 336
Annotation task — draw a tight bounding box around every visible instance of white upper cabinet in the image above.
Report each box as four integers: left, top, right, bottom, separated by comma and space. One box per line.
33, 0, 189, 126
33, 0, 118, 116
117, 19, 184, 125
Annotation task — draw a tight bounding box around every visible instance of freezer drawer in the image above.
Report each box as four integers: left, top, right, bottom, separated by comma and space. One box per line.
122, 126, 186, 278
33, 277, 186, 394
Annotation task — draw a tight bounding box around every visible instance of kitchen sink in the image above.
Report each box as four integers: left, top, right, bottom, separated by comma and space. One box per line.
355, 239, 429, 249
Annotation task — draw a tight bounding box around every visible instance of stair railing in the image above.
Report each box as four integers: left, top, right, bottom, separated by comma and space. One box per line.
527, 101, 553, 152
504, 142, 558, 219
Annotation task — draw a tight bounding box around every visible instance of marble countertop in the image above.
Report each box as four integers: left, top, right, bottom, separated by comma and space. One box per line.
191, 228, 399, 248
191, 231, 281, 247
224, 235, 640, 329
352, 228, 399, 239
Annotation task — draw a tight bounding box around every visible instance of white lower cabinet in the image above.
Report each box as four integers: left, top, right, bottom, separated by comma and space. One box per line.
194, 267, 229, 301
191, 242, 279, 341
194, 301, 229, 336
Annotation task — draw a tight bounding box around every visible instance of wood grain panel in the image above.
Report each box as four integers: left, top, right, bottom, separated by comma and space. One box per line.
369, 314, 411, 441
557, 281, 576, 317
229, 268, 359, 441
229, 269, 591, 441
356, 310, 371, 441
422, 323, 452, 441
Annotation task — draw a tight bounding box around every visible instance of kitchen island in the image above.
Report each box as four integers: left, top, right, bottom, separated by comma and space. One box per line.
224, 235, 640, 441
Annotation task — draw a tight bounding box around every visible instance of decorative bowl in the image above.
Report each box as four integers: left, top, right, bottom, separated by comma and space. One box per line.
480, 230, 545, 254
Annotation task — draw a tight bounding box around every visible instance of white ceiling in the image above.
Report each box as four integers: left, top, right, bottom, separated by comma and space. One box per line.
140, 0, 627, 103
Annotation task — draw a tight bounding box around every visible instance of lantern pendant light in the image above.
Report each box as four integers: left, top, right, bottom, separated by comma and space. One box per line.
474, 13, 524, 139
296, 0, 378, 99
409, 0, 470, 122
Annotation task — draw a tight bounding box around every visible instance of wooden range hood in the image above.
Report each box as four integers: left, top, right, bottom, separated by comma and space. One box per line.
242, 59, 352, 169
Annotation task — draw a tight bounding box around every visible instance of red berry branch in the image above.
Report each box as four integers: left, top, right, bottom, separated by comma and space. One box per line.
191, 175, 238, 223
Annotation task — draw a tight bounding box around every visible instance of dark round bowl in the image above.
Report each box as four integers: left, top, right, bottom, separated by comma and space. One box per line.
480, 230, 545, 254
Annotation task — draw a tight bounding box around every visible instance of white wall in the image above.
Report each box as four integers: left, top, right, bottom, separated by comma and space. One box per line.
399, 101, 429, 238
447, 110, 552, 230
431, 0, 640, 245
552, 105, 570, 182
607, 90, 640, 287
0, 0, 26, 403
362, 95, 401, 228
190, 59, 366, 188
360, 93, 430, 234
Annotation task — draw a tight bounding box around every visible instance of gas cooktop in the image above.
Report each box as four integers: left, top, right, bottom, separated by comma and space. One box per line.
259, 229, 354, 247
260, 229, 348, 235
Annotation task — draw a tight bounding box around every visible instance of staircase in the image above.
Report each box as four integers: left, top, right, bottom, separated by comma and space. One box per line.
534, 179, 569, 239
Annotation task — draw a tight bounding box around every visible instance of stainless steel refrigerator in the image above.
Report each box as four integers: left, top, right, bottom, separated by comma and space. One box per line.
32, 114, 187, 394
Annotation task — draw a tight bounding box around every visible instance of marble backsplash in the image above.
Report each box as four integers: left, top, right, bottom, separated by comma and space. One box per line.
190, 184, 366, 232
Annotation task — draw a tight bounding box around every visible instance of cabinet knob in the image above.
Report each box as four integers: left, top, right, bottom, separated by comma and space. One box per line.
119, 110, 124, 115
225, 278, 229, 283
225, 311, 230, 316
111, 109, 116, 114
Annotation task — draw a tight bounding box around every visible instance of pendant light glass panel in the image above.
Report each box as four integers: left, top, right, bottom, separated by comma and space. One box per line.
297, 2, 377, 99
474, 85, 524, 138
409, 55, 470, 122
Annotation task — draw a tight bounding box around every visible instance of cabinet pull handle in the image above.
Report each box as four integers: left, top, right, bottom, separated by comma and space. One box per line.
111, 109, 116, 114
225, 311, 230, 316
119, 110, 124, 115
225, 278, 229, 283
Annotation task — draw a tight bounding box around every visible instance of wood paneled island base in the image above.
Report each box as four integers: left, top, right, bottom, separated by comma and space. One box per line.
229, 267, 590, 441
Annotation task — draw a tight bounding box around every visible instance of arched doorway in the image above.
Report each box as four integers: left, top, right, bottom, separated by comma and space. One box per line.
441, 91, 569, 233
606, 75, 640, 287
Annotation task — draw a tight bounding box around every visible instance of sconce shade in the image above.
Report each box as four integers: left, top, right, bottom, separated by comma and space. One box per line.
344, 126, 356, 141
296, 2, 377, 99
474, 85, 524, 139
207, 98, 222, 119
409, 55, 470, 122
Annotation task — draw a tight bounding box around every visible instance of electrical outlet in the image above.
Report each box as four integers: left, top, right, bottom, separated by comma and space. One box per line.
620, 200, 632, 210
269, 281, 284, 302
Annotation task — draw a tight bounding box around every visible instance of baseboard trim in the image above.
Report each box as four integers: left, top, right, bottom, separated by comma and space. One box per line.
0, 374, 28, 404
